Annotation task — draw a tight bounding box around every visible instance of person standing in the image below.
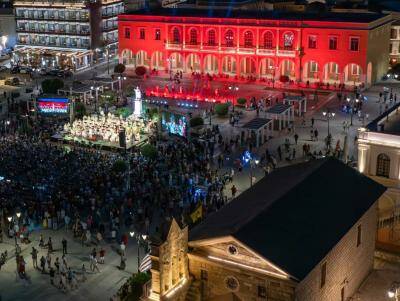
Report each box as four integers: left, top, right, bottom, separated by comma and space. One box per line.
277, 145, 282, 161
46, 251, 52, 269
231, 185, 237, 198
31, 247, 38, 269
311, 117, 315, 128
62, 238, 67, 255
314, 129, 318, 141
99, 248, 105, 264
294, 133, 299, 145
49, 267, 55, 285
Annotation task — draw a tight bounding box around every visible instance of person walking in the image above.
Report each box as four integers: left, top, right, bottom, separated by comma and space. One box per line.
40, 255, 46, 273
31, 247, 38, 269
231, 185, 237, 198
311, 117, 315, 128
93, 257, 100, 273
47, 237, 53, 253
62, 238, 67, 255
314, 129, 319, 141
99, 248, 105, 264
55, 257, 60, 273
49, 267, 55, 285
294, 133, 299, 145
277, 146, 282, 161
46, 251, 52, 269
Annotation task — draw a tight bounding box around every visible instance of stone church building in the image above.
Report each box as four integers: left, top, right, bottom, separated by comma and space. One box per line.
146, 158, 386, 301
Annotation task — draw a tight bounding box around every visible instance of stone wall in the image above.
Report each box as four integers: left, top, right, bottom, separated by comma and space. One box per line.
295, 203, 377, 301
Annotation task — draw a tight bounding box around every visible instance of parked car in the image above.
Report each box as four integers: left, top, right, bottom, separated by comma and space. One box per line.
19, 66, 32, 74
10, 66, 20, 74
5, 77, 20, 86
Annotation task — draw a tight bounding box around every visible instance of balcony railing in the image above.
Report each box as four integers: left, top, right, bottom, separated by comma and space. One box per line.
166, 42, 182, 50
257, 47, 275, 56
220, 44, 236, 53
277, 47, 295, 57
17, 28, 90, 36
183, 43, 200, 50
238, 44, 256, 54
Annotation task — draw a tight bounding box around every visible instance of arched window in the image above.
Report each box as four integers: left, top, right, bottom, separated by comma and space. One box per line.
244, 31, 253, 47
283, 32, 294, 50
173, 27, 180, 44
189, 28, 197, 45
225, 30, 234, 47
208, 30, 216, 46
263, 31, 273, 49
376, 154, 390, 178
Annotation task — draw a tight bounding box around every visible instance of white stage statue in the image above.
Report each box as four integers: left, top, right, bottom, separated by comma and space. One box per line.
134, 86, 142, 101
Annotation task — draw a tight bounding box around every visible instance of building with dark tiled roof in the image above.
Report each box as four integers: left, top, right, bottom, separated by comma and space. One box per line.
147, 158, 386, 301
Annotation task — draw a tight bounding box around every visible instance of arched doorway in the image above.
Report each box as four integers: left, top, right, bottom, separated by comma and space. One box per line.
279, 59, 295, 79
151, 51, 164, 70
120, 49, 134, 66
240, 57, 256, 76
222, 56, 236, 76
168, 52, 184, 71
259, 58, 275, 78
204, 54, 218, 74
136, 50, 149, 67
186, 53, 201, 72
323, 62, 340, 83
304, 61, 319, 82
344, 63, 363, 85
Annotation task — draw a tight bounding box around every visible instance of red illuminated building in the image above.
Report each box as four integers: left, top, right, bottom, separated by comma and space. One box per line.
119, 9, 391, 87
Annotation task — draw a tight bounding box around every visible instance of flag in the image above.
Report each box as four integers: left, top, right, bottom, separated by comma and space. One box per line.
190, 204, 203, 223
139, 253, 152, 273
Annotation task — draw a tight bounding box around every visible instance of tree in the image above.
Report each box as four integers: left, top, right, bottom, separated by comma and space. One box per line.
215, 103, 229, 116
237, 98, 247, 106
115, 107, 133, 118
99, 90, 117, 106
189, 116, 204, 127
114, 63, 126, 74
112, 159, 127, 173
135, 66, 147, 76
41, 78, 64, 94
140, 143, 157, 160
74, 101, 87, 119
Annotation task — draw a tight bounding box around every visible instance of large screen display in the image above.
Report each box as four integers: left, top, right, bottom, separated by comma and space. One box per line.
161, 112, 187, 137
38, 97, 69, 114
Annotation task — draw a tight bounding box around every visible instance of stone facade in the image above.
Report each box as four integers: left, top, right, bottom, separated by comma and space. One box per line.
149, 219, 189, 300
295, 203, 377, 301
148, 206, 377, 301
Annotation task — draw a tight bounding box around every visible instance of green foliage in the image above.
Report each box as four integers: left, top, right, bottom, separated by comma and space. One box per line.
189, 116, 204, 127
100, 90, 117, 106
112, 159, 128, 173
119, 273, 151, 301
74, 101, 87, 119
237, 98, 247, 105
114, 63, 126, 74
215, 103, 229, 116
147, 108, 159, 121
41, 78, 64, 94
116, 107, 133, 118
140, 143, 157, 160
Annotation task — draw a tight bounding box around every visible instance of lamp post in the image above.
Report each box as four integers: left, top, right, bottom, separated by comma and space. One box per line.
249, 159, 260, 187
130, 231, 148, 273
322, 109, 335, 137
117, 76, 126, 92
388, 282, 400, 301
228, 85, 239, 112
91, 86, 100, 113
346, 96, 359, 126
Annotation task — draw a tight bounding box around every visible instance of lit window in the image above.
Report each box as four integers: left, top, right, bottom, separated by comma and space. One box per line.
320, 262, 326, 288
124, 27, 130, 39
139, 28, 145, 40
225, 30, 234, 47
308, 35, 317, 49
189, 28, 197, 45
263, 31, 273, 49
173, 27, 180, 43
376, 153, 390, 178
244, 31, 253, 47
208, 30, 216, 45
350, 37, 359, 51
357, 224, 362, 247
155, 29, 161, 40
329, 37, 337, 50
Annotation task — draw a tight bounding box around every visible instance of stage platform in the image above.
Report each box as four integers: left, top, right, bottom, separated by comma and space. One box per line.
51, 133, 148, 152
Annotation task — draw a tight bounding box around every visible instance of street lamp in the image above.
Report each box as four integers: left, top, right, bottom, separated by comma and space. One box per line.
250, 159, 260, 187
346, 96, 359, 126
117, 76, 126, 91
228, 85, 239, 112
91, 86, 100, 112
322, 109, 335, 137
388, 282, 400, 301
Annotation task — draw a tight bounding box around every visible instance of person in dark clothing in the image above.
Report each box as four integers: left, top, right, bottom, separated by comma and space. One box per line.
62, 238, 67, 255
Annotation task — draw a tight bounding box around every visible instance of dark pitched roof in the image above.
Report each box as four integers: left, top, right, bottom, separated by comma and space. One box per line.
126, 7, 387, 23
189, 158, 386, 280
266, 103, 292, 114
242, 118, 272, 130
